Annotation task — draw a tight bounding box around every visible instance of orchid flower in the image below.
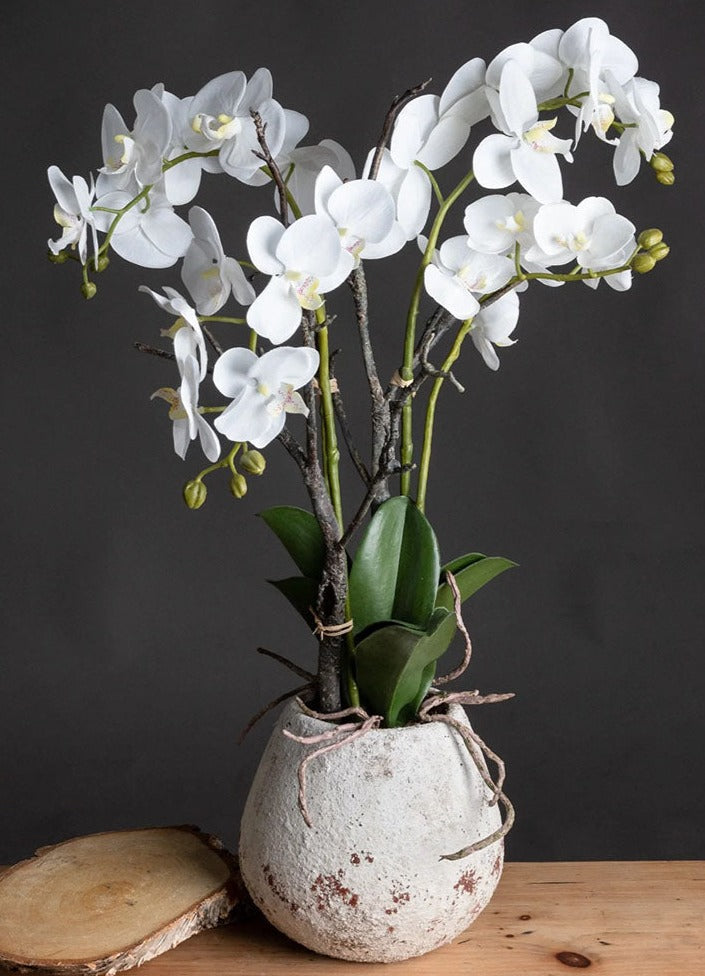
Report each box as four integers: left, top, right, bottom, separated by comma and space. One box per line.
463, 192, 540, 255
486, 37, 565, 102
157, 87, 220, 205
100, 88, 172, 190
557, 18, 638, 144
362, 148, 432, 241
278, 140, 355, 216
423, 237, 513, 320
473, 60, 573, 204
390, 60, 489, 174
47, 166, 98, 265
314, 166, 403, 264
139, 285, 208, 379
528, 197, 636, 272
246, 215, 353, 343
151, 353, 220, 462
606, 74, 674, 185
92, 179, 193, 269
213, 346, 320, 448
186, 69, 291, 183
181, 207, 255, 315
470, 291, 520, 371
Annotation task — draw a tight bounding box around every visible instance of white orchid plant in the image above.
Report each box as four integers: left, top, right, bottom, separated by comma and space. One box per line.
48, 17, 674, 730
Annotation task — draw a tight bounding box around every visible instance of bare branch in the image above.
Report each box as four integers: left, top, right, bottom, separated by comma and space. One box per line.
257, 646, 315, 681
202, 324, 223, 356
134, 342, 175, 363
368, 78, 433, 180
251, 110, 290, 226
328, 353, 371, 486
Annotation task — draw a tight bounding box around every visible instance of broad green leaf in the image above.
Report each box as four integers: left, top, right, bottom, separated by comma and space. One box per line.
436, 555, 518, 612
259, 506, 326, 580
349, 497, 440, 638
441, 552, 486, 579
355, 608, 453, 727
268, 576, 318, 628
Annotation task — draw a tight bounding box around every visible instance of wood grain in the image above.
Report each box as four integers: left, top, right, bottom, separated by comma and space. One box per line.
2, 861, 703, 975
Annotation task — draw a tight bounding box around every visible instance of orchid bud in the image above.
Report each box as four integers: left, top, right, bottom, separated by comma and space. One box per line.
183, 479, 207, 510
632, 253, 656, 274
638, 228, 663, 249
650, 151, 674, 173
229, 473, 248, 499
649, 242, 670, 262
656, 170, 675, 186
47, 250, 69, 264
81, 281, 97, 300
240, 449, 266, 476
95, 255, 110, 273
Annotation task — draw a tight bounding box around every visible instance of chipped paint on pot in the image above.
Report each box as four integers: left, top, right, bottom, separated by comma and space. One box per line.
239, 700, 503, 963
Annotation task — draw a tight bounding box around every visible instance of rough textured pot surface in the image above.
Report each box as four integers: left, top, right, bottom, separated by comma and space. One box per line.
239, 700, 503, 963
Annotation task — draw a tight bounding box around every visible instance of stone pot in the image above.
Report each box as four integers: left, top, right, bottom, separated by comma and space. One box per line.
238, 699, 504, 963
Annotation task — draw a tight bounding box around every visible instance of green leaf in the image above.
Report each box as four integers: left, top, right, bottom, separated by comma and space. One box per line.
441, 552, 487, 579
436, 555, 518, 612
268, 577, 318, 628
355, 608, 454, 727
259, 506, 326, 580
349, 497, 440, 638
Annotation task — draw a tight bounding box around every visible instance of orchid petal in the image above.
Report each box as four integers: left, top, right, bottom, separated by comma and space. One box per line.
247, 215, 286, 274
396, 165, 432, 239
499, 61, 538, 136
247, 276, 302, 343
440, 58, 486, 115
424, 265, 480, 320
416, 115, 470, 170
275, 214, 342, 275
212, 347, 258, 399
328, 180, 395, 242
510, 142, 563, 203
473, 134, 516, 189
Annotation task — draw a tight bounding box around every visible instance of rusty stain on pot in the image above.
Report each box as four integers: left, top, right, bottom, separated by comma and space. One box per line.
311, 870, 359, 912
262, 863, 299, 913
453, 869, 477, 895
350, 853, 361, 865
556, 950, 592, 968
349, 850, 374, 866
491, 852, 503, 877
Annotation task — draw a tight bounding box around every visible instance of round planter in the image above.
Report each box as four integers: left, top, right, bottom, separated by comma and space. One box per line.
239, 699, 504, 963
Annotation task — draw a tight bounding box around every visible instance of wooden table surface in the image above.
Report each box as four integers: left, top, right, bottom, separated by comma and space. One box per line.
120, 861, 705, 975
1, 861, 702, 975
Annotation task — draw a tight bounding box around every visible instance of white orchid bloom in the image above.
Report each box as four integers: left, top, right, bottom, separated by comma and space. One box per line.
186, 69, 288, 183
151, 353, 220, 463
314, 166, 403, 264
528, 197, 636, 274
363, 148, 431, 241
92, 179, 193, 269
463, 192, 540, 255
606, 74, 674, 185
213, 346, 320, 448
473, 61, 573, 204
277, 140, 355, 216
558, 18, 638, 144
100, 88, 172, 189
486, 38, 565, 103
581, 239, 634, 292
246, 215, 354, 343
424, 237, 513, 320
470, 291, 520, 371
47, 166, 98, 265
390, 61, 489, 174
139, 285, 208, 380
181, 207, 255, 315
156, 87, 221, 205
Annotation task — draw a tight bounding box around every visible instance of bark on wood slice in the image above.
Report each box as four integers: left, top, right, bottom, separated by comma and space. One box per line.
0, 826, 245, 975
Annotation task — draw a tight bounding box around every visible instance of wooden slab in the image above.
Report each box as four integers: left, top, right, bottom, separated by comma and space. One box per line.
57, 860, 700, 976
0, 827, 243, 975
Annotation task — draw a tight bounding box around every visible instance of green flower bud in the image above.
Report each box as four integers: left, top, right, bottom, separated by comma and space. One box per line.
656, 170, 675, 186
650, 152, 674, 173
94, 255, 110, 273
183, 479, 207, 510
47, 250, 69, 264
240, 449, 266, 476
649, 242, 670, 262
632, 253, 656, 274
229, 473, 248, 499
638, 228, 663, 249
80, 281, 97, 300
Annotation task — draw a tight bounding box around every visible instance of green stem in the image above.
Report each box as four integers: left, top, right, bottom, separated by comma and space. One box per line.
416, 318, 474, 513
96, 185, 152, 256
315, 306, 343, 530
198, 315, 247, 325
162, 149, 219, 171
194, 442, 242, 482
415, 160, 443, 206
400, 166, 475, 496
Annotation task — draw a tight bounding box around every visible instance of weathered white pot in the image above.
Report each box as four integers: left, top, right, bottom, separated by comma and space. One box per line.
239, 700, 503, 963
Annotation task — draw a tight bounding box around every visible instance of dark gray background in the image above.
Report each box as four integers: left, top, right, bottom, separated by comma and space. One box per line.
1, 0, 703, 866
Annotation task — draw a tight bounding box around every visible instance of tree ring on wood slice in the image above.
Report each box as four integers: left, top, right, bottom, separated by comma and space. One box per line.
0, 825, 244, 975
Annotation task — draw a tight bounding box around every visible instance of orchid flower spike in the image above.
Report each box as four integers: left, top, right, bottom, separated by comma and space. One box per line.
213, 346, 320, 448
246, 214, 353, 343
